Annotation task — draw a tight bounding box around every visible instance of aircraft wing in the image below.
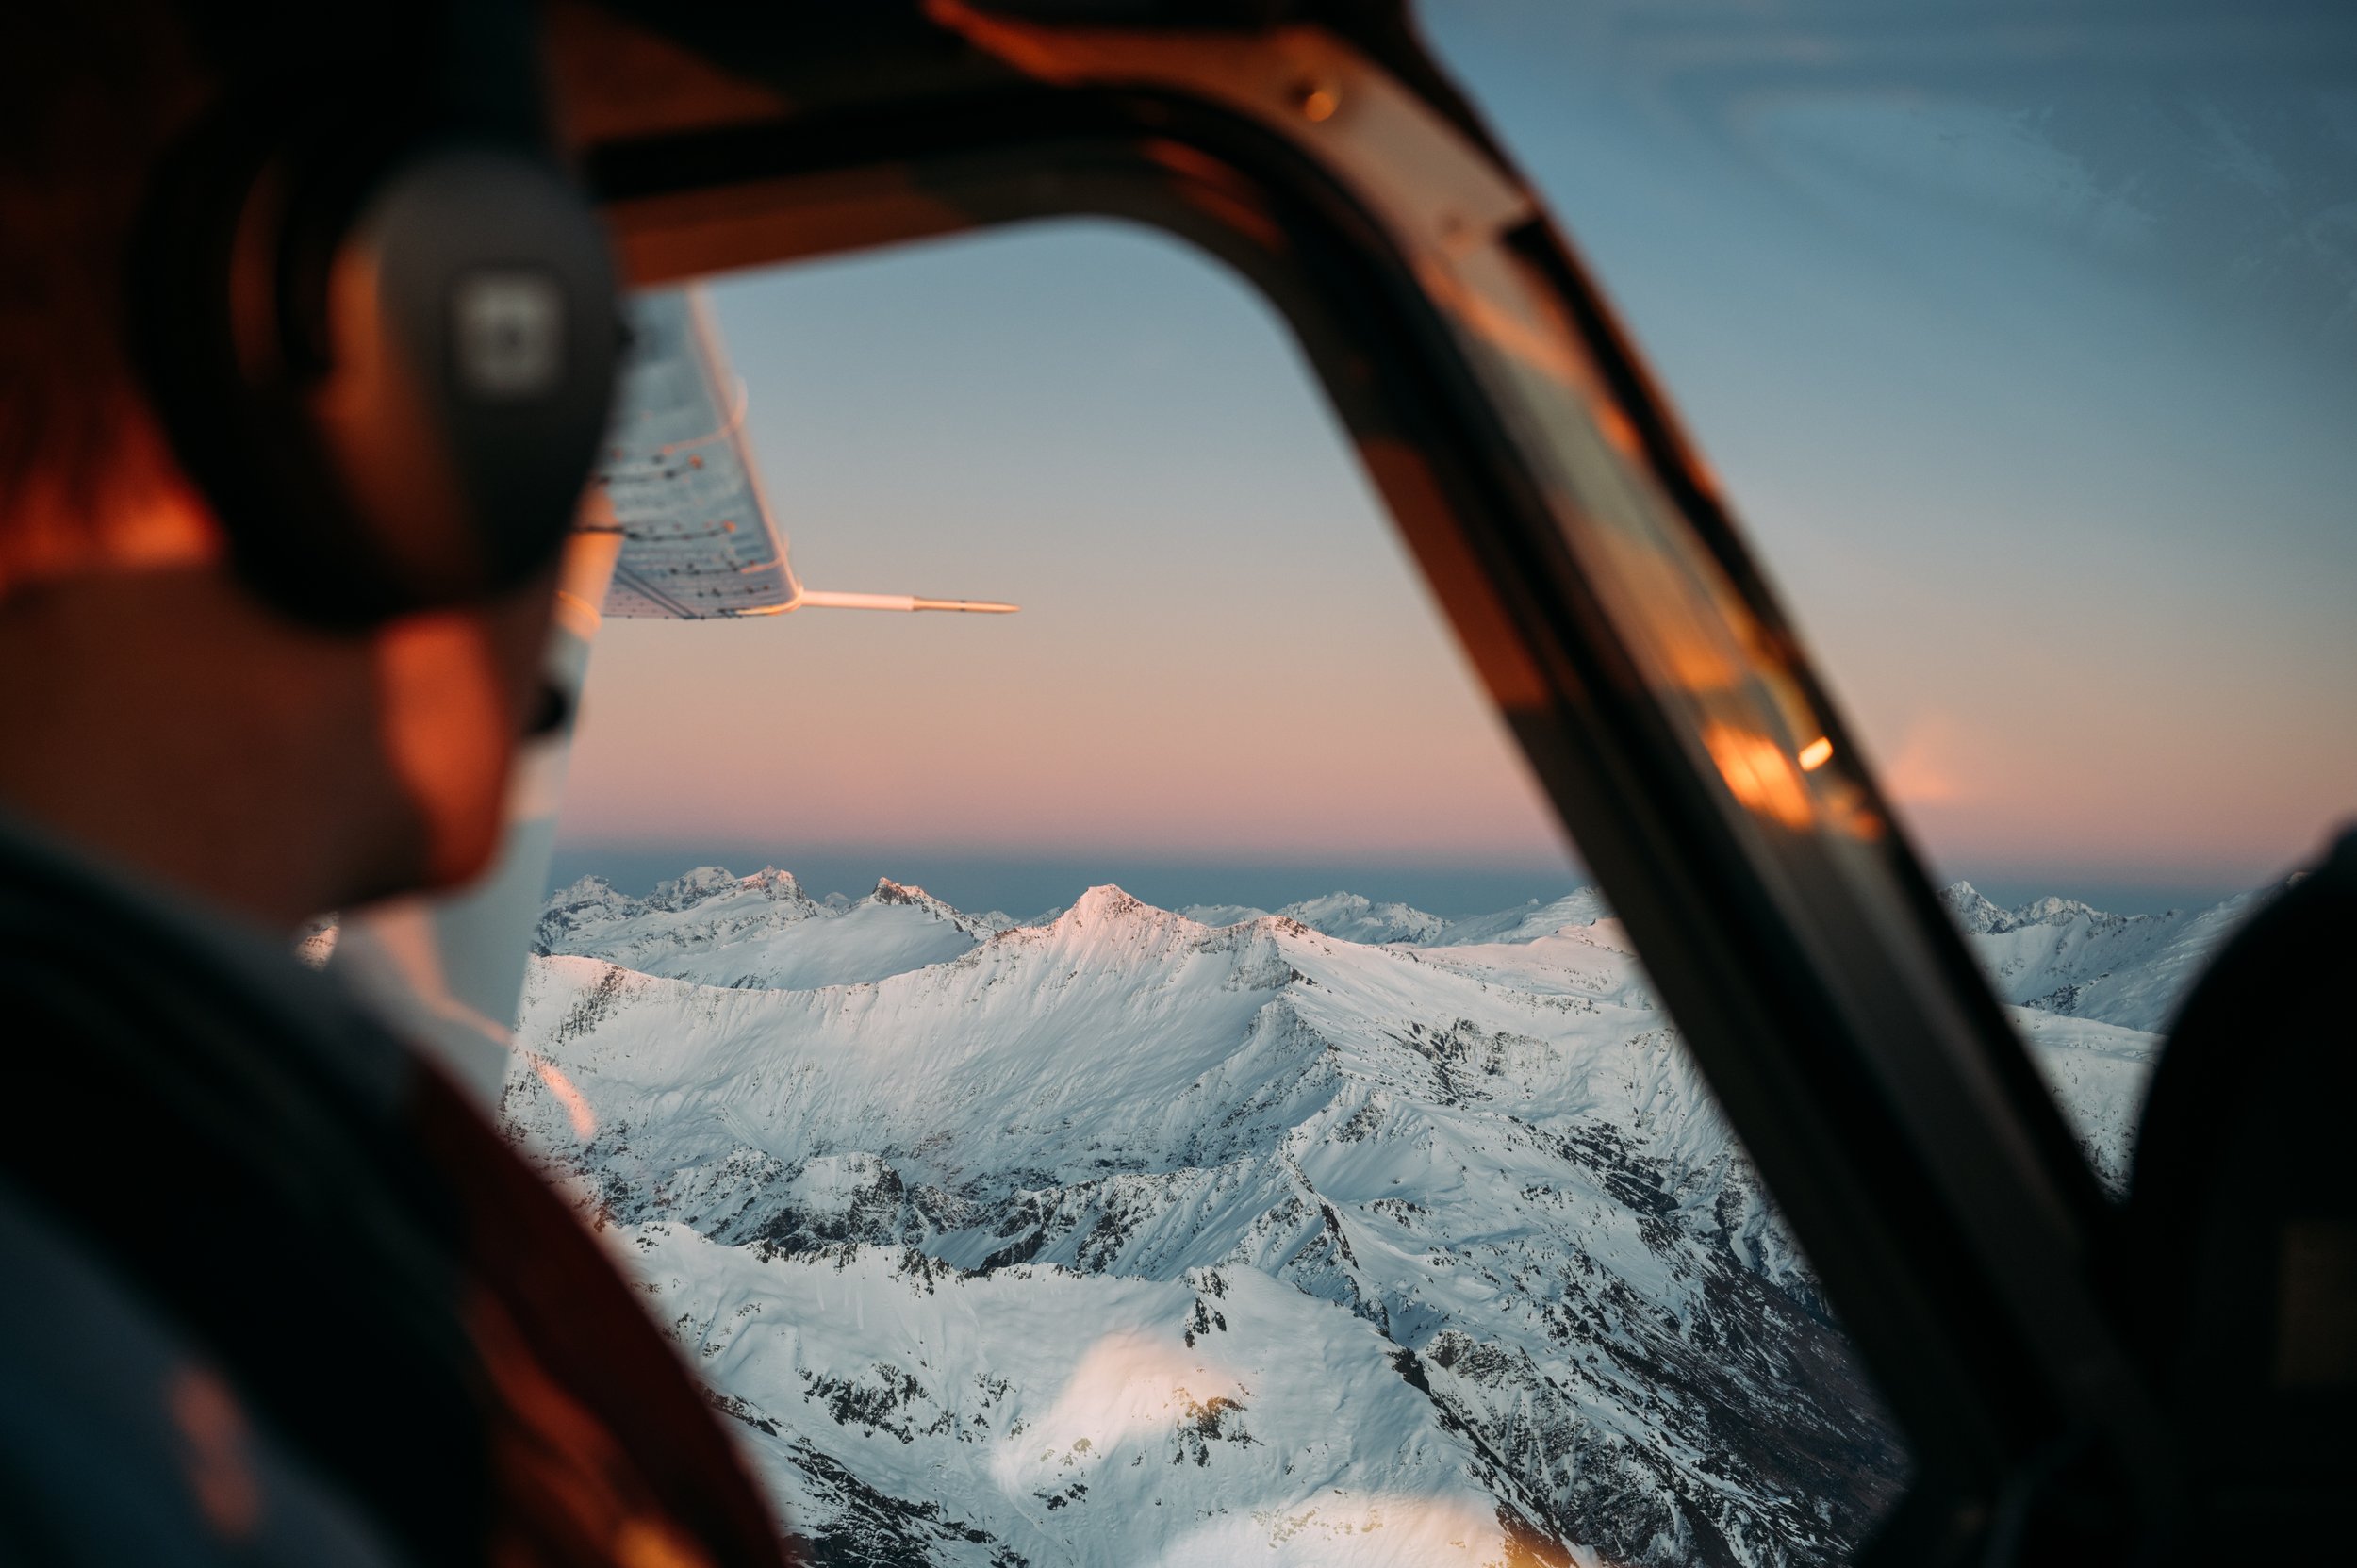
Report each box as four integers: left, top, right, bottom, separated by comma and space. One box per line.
593, 288, 798, 619
592, 287, 1016, 619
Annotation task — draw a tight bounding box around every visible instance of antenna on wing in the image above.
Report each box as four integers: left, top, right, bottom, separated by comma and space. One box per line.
791, 590, 1019, 614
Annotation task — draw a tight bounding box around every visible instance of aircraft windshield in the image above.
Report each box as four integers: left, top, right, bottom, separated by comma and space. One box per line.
495, 5, 2349, 1562
518, 224, 1910, 1563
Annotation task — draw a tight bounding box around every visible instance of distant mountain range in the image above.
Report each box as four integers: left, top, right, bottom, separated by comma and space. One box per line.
1935, 879, 2278, 1034
504, 867, 2269, 1566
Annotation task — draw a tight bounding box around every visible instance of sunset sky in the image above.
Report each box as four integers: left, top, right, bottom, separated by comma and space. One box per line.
553, 1, 2356, 916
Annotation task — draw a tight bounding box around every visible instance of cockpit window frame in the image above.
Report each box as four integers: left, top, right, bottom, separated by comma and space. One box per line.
552, 0, 2172, 1536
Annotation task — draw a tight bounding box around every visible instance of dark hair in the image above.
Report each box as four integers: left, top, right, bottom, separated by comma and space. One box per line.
0, 7, 210, 545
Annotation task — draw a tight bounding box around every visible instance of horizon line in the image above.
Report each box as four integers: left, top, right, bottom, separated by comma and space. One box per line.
545, 843, 2275, 921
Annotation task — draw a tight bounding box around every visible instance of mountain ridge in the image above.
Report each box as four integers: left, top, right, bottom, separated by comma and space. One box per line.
503, 862, 2262, 1564
542, 862, 2267, 1035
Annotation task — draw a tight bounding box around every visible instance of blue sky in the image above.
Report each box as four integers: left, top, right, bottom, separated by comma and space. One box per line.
557, 1, 2356, 916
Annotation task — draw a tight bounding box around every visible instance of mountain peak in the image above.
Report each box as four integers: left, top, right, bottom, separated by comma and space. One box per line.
1937, 880, 2011, 934
1938, 882, 2137, 936
1048, 886, 1210, 944
1275, 891, 1448, 945
2012, 894, 2113, 928
1177, 901, 1269, 928
868, 877, 989, 930
537, 862, 982, 990
748, 866, 810, 903
646, 865, 741, 911
553, 872, 615, 898
535, 874, 643, 955
1060, 884, 1155, 925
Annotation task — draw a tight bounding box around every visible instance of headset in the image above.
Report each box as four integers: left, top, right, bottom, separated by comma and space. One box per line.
128, 2, 621, 629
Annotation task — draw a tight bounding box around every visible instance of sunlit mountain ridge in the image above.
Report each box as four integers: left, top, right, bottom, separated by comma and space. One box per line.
504, 867, 2260, 1565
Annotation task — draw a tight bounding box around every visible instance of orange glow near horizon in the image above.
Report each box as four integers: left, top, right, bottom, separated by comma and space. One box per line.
556, 586, 2332, 894
558, 597, 1575, 869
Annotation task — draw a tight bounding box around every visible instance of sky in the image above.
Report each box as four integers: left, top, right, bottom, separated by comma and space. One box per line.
553, 0, 2357, 917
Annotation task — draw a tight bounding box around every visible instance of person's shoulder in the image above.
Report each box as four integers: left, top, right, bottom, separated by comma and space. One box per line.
0, 816, 795, 1565
0, 1179, 411, 1567
0, 810, 411, 1110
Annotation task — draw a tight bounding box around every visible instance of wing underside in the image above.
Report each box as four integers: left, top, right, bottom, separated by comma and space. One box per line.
594, 289, 797, 619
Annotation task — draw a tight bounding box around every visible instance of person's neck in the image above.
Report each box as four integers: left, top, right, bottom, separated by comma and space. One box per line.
0, 568, 413, 929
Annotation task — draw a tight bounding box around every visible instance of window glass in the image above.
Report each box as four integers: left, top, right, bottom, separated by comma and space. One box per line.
519, 223, 1909, 1566
1422, 0, 2356, 1169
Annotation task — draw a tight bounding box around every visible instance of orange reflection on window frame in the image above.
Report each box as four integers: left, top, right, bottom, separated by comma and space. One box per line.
1703, 721, 1816, 831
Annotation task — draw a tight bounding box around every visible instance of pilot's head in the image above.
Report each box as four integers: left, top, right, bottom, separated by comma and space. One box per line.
0, 4, 606, 926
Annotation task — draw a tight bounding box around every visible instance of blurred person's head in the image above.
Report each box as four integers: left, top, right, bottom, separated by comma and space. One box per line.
0, 3, 566, 926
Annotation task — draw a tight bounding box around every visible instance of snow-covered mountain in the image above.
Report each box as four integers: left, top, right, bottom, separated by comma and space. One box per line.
1175, 889, 1612, 949
503, 866, 2258, 1566
1936, 879, 2281, 1034
514, 891, 1891, 1566
536, 866, 1014, 991
536, 863, 2253, 1034
1426, 892, 1618, 949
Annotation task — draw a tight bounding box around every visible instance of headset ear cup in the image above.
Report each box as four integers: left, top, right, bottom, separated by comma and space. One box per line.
310, 147, 620, 610
130, 111, 619, 627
